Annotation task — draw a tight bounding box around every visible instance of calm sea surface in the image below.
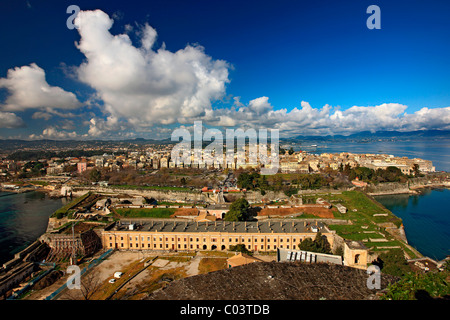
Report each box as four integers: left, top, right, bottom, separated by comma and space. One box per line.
375, 188, 450, 261
0, 191, 65, 265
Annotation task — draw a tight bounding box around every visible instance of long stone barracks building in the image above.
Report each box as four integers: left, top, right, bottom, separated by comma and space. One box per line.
101, 220, 334, 252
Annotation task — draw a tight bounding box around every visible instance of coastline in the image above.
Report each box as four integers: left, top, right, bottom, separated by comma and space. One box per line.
374, 187, 450, 261
0, 190, 64, 266
367, 182, 450, 196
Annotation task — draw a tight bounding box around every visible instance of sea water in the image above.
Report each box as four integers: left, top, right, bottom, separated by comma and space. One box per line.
375, 188, 450, 261
0, 191, 65, 265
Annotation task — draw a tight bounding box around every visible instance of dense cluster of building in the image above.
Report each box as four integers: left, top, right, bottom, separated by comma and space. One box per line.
0, 143, 436, 180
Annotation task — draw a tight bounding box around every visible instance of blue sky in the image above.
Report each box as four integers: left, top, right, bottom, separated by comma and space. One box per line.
0, 0, 449, 139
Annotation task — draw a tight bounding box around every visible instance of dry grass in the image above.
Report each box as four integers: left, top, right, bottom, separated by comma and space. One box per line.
200, 251, 234, 258
115, 266, 188, 300
258, 206, 335, 218
198, 258, 227, 274
88, 258, 148, 300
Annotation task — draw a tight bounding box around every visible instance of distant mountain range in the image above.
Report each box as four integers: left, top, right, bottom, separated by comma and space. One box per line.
0, 130, 449, 152
284, 130, 450, 142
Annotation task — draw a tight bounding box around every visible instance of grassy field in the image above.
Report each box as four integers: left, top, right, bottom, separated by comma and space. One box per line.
51, 192, 91, 218
326, 191, 402, 226
115, 208, 176, 218
156, 201, 205, 207
29, 180, 49, 186
306, 190, 422, 258
198, 258, 227, 274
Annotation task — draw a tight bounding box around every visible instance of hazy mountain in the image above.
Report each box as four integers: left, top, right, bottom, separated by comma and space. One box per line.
285, 130, 450, 142
0, 130, 449, 152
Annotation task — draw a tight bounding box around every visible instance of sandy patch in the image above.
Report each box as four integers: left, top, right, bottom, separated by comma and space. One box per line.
152, 259, 170, 268
185, 256, 201, 277
95, 251, 148, 282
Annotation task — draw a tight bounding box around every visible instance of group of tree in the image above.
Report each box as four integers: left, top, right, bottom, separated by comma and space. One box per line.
236, 171, 267, 190
223, 198, 251, 221
371, 248, 411, 277
279, 146, 295, 155
292, 174, 327, 190
237, 171, 328, 194
229, 244, 253, 255
340, 164, 408, 183
17, 161, 46, 178
298, 232, 332, 254
379, 253, 450, 300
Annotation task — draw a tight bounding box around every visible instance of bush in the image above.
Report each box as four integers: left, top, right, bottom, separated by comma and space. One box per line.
299, 232, 331, 254
224, 198, 250, 221
382, 271, 450, 300
377, 248, 411, 277
229, 244, 252, 255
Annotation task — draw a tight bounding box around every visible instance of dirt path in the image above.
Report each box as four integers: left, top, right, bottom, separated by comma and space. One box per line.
185, 256, 201, 276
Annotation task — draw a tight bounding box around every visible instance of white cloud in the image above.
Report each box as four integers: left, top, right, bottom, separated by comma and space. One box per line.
29, 127, 78, 140
401, 106, 450, 131
0, 111, 25, 128
74, 10, 230, 130
204, 99, 450, 137
32, 111, 53, 121
0, 63, 81, 112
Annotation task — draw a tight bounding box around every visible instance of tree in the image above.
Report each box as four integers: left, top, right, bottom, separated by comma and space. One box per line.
237, 171, 261, 190
62, 270, 102, 300
288, 147, 294, 155
229, 244, 252, 255
64, 165, 77, 173
313, 232, 331, 254
224, 198, 250, 221
413, 164, 422, 177
381, 271, 450, 300
299, 232, 331, 254
298, 237, 316, 252
283, 187, 298, 197
89, 168, 101, 182
377, 248, 411, 277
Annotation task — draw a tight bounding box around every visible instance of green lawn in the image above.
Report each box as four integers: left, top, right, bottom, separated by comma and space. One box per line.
327, 191, 402, 227
51, 192, 91, 219
29, 180, 49, 186
115, 208, 176, 218
320, 191, 415, 257
156, 201, 204, 207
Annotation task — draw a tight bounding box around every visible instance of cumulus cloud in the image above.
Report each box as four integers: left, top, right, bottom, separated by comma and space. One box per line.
29, 127, 78, 140
3, 9, 447, 140
0, 111, 25, 128
74, 10, 230, 129
62, 9, 450, 139
0, 63, 81, 112
204, 99, 450, 137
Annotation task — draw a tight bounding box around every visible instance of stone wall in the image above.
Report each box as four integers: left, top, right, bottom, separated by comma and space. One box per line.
72, 187, 208, 202
365, 182, 410, 195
